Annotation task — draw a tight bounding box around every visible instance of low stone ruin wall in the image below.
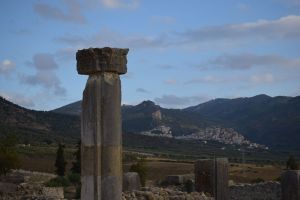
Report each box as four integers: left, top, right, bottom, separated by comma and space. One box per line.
122, 187, 214, 200
229, 181, 281, 200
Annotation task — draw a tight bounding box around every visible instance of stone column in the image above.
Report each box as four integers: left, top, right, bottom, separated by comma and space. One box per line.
76, 47, 129, 200
195, 158, 229, 200
281, 170, 300, 200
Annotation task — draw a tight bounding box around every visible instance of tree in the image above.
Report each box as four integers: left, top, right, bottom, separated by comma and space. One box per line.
55, 143, 66, 176
130, 158, 147, 186
0, 134, 20, 175
286, 155, 298, 170
71, 140, 81, 174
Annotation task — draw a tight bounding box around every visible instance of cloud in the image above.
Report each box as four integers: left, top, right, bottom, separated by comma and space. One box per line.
200, 53, 300, 70
101, 0, 140, 9
0, 59, 15, 75
13, 28, 32, 36
250, 73, 274, 84
185, 75, 226, 84
151, 16, 175, 25
33, 0, 86, 24
56, 15, 300, 51
30, 53, 59, 70
164, 79, 178, 85
20, 53, 66, 96
136, 88, 149, 93
0, 92, 35, 108
237, 3, 249, 11
56, 28, 170, 50
158, 64, 177, 70
178, 15, 300, 44
277, 0, 300, 5
154, 94, 209, 108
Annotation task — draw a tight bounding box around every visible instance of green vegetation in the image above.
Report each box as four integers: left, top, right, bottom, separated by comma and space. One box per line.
286, 155, 298, 170
0, 134, 20, 175
45, 176, 70, 187
71, 141, 81, 174
55, 143, 66, 176
130, 158, 147, 186
251, 177, 265, 183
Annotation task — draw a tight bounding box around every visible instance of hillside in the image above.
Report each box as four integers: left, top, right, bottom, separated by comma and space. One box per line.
0, 96, 80, 144
185, 94, 300, 150
53, 94, 300, 150
2, 94, 300, 151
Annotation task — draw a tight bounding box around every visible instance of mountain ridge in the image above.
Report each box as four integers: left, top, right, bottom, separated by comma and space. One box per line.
52, 94, 300, 150
1, 94, 300, 150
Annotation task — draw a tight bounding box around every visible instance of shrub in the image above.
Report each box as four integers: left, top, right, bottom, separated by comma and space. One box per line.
45, 176, 70, 187
0, 134, 20, 175
55, 143, 66, 176
286, 155, 298, 170
71, 141, 81, 174
251, 177, 265, 183
68, 173, 80, 184
129, 158, 147, 186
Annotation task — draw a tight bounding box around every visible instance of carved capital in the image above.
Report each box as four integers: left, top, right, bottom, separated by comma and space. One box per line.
76, 47, 129, 75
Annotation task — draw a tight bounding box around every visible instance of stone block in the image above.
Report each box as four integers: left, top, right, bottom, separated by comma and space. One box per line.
123, 172, 141, 191
0, 174, 25, 184
0, 182, 17, 193
76, 47, 129, 75
194, 158, 229, 200
165, 175, 185, 185
281, 170, 300, 200
42, 187, 64, 199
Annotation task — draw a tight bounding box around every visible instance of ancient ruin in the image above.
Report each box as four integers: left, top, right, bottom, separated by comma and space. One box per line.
76, 47, 129, 200
281, 170, 300, 200
195, 158, 229, 200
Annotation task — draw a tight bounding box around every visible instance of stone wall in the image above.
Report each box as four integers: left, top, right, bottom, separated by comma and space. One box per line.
122, 187, 214, 200
229, 181, 281, 200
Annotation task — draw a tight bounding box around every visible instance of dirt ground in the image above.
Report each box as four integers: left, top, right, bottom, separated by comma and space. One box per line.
125, 160, 283, 184
21, 155, 283, 184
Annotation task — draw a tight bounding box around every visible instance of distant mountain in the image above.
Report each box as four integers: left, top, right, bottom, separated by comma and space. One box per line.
53, 94, 300, 150
1, 96, 294, 162
185, 94, 300, 150
0, 96, 80, 144
52, 100, 81, 116
2, 94, 300, 150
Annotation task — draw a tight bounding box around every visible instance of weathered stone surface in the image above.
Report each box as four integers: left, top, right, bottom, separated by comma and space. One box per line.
230, 181, 281, 200
122, 186, 214, 200
0, 182, 18, 193
42, 187, 64, 199
77, 47, 129, 75
195, 158, 229, 200
166, 175, 185, 185
0, 174, 24, 184
123, 172, 141, 191
185, 179, 195, 193
79, 47, 128, 200
281, 170, 300, 200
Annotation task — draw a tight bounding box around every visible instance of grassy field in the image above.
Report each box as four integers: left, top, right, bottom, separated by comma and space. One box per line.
17, 145, 284, 185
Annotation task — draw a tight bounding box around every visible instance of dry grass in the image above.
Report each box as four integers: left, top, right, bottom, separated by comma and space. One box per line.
125, 160, 283, 184
229, 163, 283, 183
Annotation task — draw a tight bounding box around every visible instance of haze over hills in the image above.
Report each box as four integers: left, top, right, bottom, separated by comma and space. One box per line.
0, 96, 80, 144
53, 94, 300, 150
1, 94, 300, 151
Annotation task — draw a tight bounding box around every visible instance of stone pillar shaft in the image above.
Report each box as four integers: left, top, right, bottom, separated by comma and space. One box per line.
77, 47, 128, 200
195, 158, 229, 200
281, 170, 300, 200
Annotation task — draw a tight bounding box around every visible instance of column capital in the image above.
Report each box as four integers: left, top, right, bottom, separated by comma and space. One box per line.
76, 47, 129, 75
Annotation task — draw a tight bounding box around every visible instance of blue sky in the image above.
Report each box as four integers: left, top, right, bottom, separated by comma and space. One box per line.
0, 0, 300, 110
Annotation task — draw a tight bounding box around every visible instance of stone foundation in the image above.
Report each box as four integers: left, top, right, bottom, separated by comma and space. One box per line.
229, 181, 281, 200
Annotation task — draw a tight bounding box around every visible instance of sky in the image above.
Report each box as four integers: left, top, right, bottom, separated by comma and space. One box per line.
0, 0, 300, 110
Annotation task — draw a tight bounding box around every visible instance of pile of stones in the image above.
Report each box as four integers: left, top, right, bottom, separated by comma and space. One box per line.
122, 187, 214, 200
0, 170, 64, 200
